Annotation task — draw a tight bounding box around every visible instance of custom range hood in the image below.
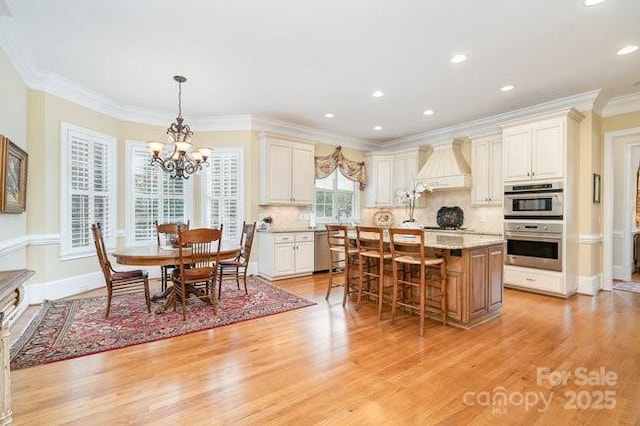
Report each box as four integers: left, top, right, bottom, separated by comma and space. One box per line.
415, 138, 471, 190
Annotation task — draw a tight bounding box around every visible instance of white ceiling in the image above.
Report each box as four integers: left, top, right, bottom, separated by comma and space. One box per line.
2, 0, 639, 144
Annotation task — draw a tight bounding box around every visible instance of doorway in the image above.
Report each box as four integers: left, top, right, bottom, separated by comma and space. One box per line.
603, 126, 640, 290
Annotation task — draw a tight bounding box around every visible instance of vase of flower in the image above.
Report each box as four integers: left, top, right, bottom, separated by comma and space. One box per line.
396, 181, 433, 226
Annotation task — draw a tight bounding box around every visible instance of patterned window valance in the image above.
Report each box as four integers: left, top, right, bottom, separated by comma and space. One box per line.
315, 146, 366, 190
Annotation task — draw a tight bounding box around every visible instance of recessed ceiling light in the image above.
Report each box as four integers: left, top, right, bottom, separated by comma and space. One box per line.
584, 0, 605, 5
451, 54, 468, 64
373, 126, 383, 131
617, 45, 639, 56
324, 112, 335, 118
423, 109, 434, 116
372, 90, 385, 98
500, 84, 516, 92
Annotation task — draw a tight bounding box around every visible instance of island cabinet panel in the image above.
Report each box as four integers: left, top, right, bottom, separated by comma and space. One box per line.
445, 267, 463, 323
469, 248, 490, 320
442, 242, 504, 328
488, 245, 504, 310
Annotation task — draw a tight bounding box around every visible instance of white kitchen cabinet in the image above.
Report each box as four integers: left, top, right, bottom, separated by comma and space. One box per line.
365, 149, 427, 208
502, 118, 564, 182
258, 232, 314, 280
259, 134, 314, 205
365, 155, 395, 208
471, 135, 502, 205
504, 265, 564, 296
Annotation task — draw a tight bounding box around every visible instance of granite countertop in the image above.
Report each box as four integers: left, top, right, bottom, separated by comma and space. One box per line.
257, 227, 319, 233
259, 227, 503, 249
424, 232, 504, 249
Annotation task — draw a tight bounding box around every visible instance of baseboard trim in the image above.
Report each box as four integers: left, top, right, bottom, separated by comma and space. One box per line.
22, 262, 257, 305
577, 274, 602, 296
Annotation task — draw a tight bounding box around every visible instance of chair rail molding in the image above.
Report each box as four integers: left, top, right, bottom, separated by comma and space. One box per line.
0, 234, 60, 257
578, 234, 604, 244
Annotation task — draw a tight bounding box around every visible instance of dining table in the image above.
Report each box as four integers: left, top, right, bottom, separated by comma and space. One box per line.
113, 245, 241, 314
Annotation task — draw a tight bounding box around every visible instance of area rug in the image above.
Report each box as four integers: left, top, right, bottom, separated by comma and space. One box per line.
10, 277, 315, 370
612, 279, 640, 294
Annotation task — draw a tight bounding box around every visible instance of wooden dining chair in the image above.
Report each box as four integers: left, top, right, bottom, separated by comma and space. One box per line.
91, 223, 151, 319
218, 222, 256, 298
155, 220, 190, 292
171, 227, 222, 321
388, 227, 447, 336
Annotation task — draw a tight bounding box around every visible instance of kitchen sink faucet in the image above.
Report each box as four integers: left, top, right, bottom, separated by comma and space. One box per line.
338, 209, 348, 224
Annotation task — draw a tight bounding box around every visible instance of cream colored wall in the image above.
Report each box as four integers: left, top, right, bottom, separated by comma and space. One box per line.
27, 91, 121, 283
577, 112, 603, 279
24, 94, 258, 285
602, 111, 640, 133
0, 46, 28, 270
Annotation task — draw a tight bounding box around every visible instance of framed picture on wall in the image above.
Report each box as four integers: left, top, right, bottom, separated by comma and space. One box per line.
0, 136, 28, 213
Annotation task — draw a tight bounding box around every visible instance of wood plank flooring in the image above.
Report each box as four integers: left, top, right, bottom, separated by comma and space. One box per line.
10, 274, 640, 425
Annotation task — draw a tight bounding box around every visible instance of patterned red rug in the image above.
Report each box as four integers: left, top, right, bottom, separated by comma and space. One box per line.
10, 277, 315, 370
612, 279, 640, 294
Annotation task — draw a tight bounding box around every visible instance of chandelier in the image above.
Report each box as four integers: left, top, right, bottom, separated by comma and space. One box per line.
146, 75, 212, 179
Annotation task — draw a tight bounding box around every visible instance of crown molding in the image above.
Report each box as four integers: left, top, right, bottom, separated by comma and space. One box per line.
251, 116, 377, 150
386, 89, 601, 148
2, 15, 628, 153
0, 13, 37, 85
602, 92, 640, 117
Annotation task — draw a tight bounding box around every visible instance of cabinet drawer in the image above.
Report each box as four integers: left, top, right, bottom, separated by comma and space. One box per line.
273, 233, 295, 244
295, 233, 314, 242
504, 266, 562, 294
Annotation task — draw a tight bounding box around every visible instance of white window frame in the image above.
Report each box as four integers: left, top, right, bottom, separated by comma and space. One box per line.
60, 122, 117, 260
315, 169, 360, 225
200, 147, 244, 244
125, 140, 193, 246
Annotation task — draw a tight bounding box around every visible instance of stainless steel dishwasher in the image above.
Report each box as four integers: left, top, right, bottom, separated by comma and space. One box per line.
314, 230, 330, 272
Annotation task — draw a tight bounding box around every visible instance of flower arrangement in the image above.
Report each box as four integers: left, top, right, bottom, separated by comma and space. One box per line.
396, 181, 433, 223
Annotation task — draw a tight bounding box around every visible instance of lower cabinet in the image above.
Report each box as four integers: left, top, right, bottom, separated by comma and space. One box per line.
413, 243, 504, 328
258, 232, 314, 280
468, 245, 504, 321
504, 265, 564, 296
445, 243, 504, 327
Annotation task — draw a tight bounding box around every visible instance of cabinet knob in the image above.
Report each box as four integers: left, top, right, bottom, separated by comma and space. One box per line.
532, 171, 535, 176
527, 172, 530, 177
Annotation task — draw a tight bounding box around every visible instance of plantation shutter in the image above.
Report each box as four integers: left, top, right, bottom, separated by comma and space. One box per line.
63, 124, 116, 256
204, 149, 243, 244
129, 144, 188, 244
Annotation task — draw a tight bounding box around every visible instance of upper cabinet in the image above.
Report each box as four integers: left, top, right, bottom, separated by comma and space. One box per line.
365, 155, 395, 207
259, 134, 315, 205
502, 117, 565, 182
471, 135, 502, 205
365, 149, 427, 208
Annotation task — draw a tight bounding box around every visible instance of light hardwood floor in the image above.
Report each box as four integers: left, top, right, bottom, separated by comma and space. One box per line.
10, 274, 640, 425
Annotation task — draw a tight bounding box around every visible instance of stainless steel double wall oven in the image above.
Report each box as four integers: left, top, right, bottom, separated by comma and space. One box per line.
503, 182, 563, 272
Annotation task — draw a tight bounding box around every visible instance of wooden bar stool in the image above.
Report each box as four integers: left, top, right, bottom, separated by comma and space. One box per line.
325, 225, 359, 306
355, 226, 393, 319
388, 227, 447, 336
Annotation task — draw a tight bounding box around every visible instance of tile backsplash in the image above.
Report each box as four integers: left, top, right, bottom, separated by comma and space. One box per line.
362, 189, 504, 234
257, 189, 503, 234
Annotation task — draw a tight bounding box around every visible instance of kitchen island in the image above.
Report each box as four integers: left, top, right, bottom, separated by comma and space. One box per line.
422, 232, 505, 328
352, 230, 505, 329
258, 227, 505, 328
